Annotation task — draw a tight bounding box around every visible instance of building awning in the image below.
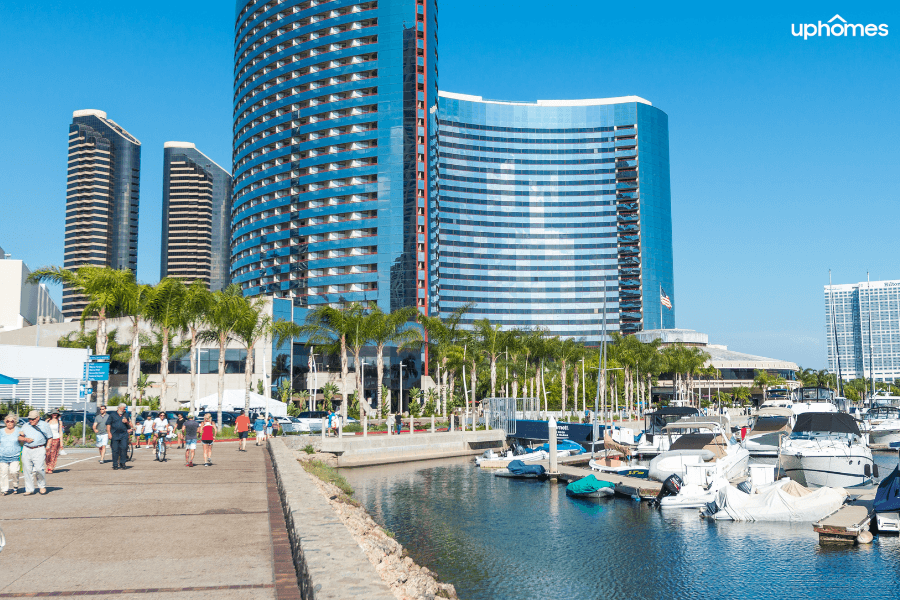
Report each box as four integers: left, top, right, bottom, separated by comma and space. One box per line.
0, 373, 20, 385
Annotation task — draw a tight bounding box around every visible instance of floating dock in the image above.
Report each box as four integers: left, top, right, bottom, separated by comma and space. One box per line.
813, 493, 875, 544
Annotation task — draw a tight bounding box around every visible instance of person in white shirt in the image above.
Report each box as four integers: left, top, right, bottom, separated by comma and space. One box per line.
152, 413, 170, 451
139, 418, 154, 448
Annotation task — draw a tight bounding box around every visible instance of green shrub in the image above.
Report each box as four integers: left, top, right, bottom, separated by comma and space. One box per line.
302, 444, 315, 454
301, 459, 353, 496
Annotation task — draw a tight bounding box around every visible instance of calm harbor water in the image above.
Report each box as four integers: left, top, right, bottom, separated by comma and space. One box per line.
342, 454, 900, 600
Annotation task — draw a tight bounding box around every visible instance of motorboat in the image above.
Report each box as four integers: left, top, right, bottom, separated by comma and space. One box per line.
633, 406, 700, 457
493, 460, 547, 479
861, 406, 900, 447
648, 419, 749, 483
589, 457, 650, 479
874, 464, 900, 533
743, 407, 793, 456
870, 391, 900, 408
658, 464, 732, 509
702, 478, 847, 522
760, 386, 840, 417
565, 474, 615, 498
780, 412, 875, 488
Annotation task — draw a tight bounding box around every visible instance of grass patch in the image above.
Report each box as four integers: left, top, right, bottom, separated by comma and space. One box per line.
302, 444, 315, 454
301, 459, 354, 497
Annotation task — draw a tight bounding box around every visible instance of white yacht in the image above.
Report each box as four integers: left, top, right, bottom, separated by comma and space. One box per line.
743, 407, 793, 456
633, 407, 700, 457
861, 406, 900, 447
761, 386, 840, 417
648, 419, 749, 483
780, 412, 875, 488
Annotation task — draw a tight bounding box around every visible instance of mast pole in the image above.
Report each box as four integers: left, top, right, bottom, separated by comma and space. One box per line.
867, 272, 876, 410
828, 270, 845, 398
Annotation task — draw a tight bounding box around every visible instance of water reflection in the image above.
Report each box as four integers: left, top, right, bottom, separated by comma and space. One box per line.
341, 456, 900, 600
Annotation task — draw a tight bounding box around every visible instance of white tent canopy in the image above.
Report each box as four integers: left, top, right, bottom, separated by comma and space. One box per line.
192, 390, 288, 418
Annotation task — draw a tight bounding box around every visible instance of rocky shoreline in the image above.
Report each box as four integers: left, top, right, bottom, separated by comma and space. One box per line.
299, 455, 458, 600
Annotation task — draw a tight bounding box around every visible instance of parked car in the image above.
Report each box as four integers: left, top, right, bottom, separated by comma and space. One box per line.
275, 416, 305, 433
289, 417, 311, 433
296, 411, 330, 432
60, 411, 96, 434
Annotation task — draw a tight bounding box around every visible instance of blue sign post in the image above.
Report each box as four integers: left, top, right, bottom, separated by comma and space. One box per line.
83, 362, 110, 382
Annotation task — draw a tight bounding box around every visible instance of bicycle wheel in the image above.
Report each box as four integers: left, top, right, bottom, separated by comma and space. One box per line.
126, 442, 134, 462
157, 439, 166, 462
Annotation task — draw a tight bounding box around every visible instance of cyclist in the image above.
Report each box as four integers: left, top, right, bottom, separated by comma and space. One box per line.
152, 412, 171, 460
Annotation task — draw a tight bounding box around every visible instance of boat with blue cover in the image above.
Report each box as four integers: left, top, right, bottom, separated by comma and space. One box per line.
566, 474, 615, 498
874, 464, 900, 533
494, 460, 548, 480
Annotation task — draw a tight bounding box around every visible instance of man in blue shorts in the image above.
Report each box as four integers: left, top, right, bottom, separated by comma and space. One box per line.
183, 414, 198, 467
253, 414, 266, 446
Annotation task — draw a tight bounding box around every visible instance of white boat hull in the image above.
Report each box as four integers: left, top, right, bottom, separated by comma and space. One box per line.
876, 512, 900, 534
780, 450, 874, 488
868, 428, 900, 446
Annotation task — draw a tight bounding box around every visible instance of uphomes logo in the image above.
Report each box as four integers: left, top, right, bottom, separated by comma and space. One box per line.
792, 15, 888, 39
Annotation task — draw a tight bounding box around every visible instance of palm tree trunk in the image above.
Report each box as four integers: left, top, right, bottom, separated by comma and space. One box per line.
244, 343, 254, 412
375, 344, 385, 412
128, 317, 140, 402
160, 326, 170, 411
353, 348, 363, 415
561, 362, 567, 419
97, 307, 109, 405
189, 327, 198, 415
490, 357, 497, 399
573, 369, 579, 420
470, 360, 477, 421
340, 335, 349, 419
217, 334, 226, 429
441, 367, 448, 418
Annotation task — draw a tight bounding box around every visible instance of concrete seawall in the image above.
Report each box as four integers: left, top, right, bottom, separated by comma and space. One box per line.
268, 439, 396, 600
307, 430, 506, 467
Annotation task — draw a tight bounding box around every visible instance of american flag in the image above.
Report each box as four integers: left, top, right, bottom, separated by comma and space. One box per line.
660, 288, 672, 310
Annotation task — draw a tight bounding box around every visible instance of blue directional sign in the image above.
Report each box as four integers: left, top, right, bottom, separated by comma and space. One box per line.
83, 362, 110, 382
79, 384, 93, 398
89, 355, 110, 362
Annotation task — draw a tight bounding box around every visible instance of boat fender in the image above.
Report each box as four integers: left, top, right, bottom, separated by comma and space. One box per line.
858, 530, 874, 544
874, 463, 879, 478
865, 463, 872, 478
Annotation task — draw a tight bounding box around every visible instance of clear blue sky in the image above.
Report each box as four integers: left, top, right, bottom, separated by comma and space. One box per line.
1, 1, 898, 369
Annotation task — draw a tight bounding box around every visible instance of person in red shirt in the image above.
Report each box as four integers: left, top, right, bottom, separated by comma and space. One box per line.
235, 409, 251, 452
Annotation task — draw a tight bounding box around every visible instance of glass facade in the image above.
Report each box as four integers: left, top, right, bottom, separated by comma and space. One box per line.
64, 110, 141, 319
433, 93, 674, 342
826, 280, 900, 382
231, 0, 438, 314
161, 142, 233, 291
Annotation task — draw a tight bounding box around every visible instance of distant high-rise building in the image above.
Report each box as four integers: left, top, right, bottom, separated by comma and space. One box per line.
0, 245, 62, 332
231, 0, 438, 312
161, 142, 233, 291
64, 109, 141, 319
433, 92, 675, 342
825, 279, 900, 383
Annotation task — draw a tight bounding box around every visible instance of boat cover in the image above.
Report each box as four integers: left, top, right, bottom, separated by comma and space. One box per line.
507, 460, 546, 476
792, 412, 860, 436
566, 474, 614, 496
874, 466, 900, 513
710, 480, 847, 522
537, 440, 584, 455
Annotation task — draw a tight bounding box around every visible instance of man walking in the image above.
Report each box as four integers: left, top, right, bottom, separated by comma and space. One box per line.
106, 403, 132, 470
183, 414, 198, 467
93, 405, 110, 464
18, 410, 52, 495
235, 410, 250, 452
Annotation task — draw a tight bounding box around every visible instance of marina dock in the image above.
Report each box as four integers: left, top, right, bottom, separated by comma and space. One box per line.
813, 492, 876, 544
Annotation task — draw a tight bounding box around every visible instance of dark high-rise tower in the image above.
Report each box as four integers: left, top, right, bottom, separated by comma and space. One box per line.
64, 109, 141, 319
231, 0, 438, 313
161, 142, 233, 291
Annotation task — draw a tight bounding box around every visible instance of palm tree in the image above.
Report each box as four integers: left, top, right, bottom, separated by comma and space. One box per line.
119, 281, 154, 418
418, 304, 472, 417
300, 303, 367, 418
199, 285, 245, 428
471, 318, 511, 400
145, 278, 186, 411
177, 280, 213, 414
556, 338, 585, 419
753, 370, 776, 404
368, 306, 422, 413
27, 265, 134, 404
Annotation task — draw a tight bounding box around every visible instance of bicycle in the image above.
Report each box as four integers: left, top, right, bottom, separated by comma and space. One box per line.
155, 433, 167, 462
126, 440, 134, 462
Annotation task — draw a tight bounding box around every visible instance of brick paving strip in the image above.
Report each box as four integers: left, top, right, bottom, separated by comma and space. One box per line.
264, 449, 303, 600
0, 583, 275, 598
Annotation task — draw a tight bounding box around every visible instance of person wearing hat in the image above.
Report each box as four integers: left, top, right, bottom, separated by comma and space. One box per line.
106, 404, 133, 470
44, 410, 63, 473
18, 410, 52, 495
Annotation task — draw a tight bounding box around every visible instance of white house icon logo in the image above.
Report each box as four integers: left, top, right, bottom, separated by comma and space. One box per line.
792, 15, 888, 39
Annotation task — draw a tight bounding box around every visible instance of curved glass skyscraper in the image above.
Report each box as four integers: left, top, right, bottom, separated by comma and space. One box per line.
434, 92, 674, 342
232, 0, 437, 312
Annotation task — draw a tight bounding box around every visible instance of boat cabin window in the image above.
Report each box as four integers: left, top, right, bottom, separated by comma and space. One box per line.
864, 407, 900, 420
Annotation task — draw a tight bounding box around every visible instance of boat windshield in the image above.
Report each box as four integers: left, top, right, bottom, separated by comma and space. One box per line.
863, 407, 900, 420
644, 407, 699, 434
796, 387, 834, 402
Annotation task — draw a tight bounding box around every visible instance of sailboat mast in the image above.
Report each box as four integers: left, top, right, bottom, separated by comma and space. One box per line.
867, 272, 876, 409
828, 270, 844, 398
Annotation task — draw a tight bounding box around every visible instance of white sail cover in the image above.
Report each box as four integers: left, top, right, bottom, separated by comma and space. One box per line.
711, 480, 847, 522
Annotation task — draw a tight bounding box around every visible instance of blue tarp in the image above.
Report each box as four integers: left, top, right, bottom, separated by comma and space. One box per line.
0, 373, 19, 385
537, 440, 584, 455
875, 466, 900, 513
507, 460, 546, 476
566, 474, 615, 496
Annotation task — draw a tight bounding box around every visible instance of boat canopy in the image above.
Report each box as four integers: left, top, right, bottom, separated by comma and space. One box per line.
750, 416, 791, 434
792, 412, 861, 436
796, 387, 834, 401
669, 433, 728, 458
874, 466, 900, 513
646, 407, 700, 433
566, 474, 614, 496
863, 407, 900, 420
507, 460, 546, 476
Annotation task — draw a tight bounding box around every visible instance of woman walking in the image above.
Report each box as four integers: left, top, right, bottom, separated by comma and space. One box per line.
1, 414, 22, 495
45, 410, 63, 473
200, 414, 217, 467
175, 413, 185, 449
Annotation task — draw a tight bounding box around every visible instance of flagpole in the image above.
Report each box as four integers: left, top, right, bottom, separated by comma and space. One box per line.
660, 283, 663, 329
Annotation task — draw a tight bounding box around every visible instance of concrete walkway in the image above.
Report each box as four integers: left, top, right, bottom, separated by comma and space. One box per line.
0, 443, 297, 599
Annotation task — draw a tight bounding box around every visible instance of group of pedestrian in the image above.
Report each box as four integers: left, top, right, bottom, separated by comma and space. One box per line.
1, 410, 54, 495
252, 412, 277, 445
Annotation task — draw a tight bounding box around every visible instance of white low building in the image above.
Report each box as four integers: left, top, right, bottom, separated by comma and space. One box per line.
0, 245, 62, 332
0, 344, 89, 410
